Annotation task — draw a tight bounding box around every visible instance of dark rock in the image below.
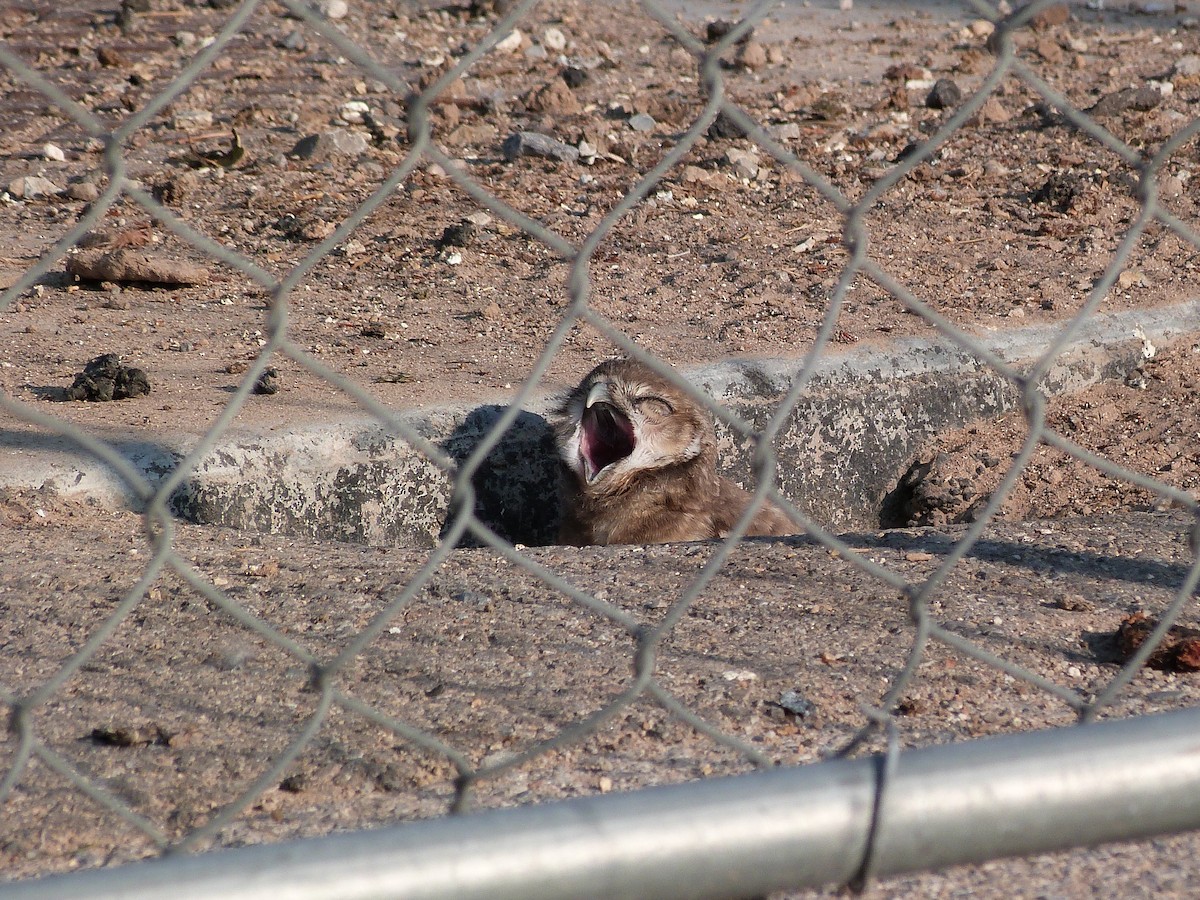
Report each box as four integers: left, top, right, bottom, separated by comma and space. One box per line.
438, 220, 477, 248
561, 66, 588, 89
705, 19, 753, 44
502, 131, 579, 163
1033, 171, 1089, 212
706, 110, 746, 140
66, 354, 151, 402
254, 367, 280, 395
926, 78, 963, 110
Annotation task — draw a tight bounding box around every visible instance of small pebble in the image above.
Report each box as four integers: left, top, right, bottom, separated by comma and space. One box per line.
315, 0, 348, 19
495, 29, 522, 53
279, 29, 306, 51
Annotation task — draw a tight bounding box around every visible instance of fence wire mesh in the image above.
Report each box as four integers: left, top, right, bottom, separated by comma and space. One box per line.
3, 0, 1200, 892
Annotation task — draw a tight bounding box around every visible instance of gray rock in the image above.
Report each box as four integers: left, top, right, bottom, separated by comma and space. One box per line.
724, 147, 760, 180
628, 112, 656, 132
502, 131, 579, 163
279, 29, 306, 51
7, 175, 61, 199
777, 690, 816, 719
290, 129, 369, 160
707, 110, 747, 140
1174, 54, 1200, 76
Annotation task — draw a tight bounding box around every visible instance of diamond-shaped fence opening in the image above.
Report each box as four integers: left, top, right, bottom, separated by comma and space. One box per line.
3, 0, 1200, 895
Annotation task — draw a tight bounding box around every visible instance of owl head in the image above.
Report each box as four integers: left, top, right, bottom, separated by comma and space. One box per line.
552, 358, 714, 493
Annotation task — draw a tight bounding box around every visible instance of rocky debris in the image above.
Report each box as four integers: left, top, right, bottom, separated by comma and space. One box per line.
278, 28, 306, 51
707, 110, 747, 140
7, 175, 61, 200
172, 109, 213, 131
971, 97, 1011, 124
1056, 594, 1094, 612
1114, 612, 1200, 673
1087, 85, 1163, 117
561, 65, 588, 88
737, 41, 767, 70
724, 147, 760, 180
502, 130, 579, 163
926, 78, 963, 110
253, 367, 280, 395
628, 112, 656, 132
881, 453, 986, 528
524, 79, 580, 116
66, 248, 210, 286
704, 20, 753, 44
274, 213, 335, 242
1174, 54, 1200, 77
438, 219, 477, 248
774, 690, 815, 719
64, 181, 101, 202
65, 354, 151, 402
1032, 170, 1098, 215
290, 129, 369, 160
494, 28, 522, 54
1029, 2, 1070, 29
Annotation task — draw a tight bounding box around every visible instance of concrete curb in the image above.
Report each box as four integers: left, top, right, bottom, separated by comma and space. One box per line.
4, 302, 1197, 547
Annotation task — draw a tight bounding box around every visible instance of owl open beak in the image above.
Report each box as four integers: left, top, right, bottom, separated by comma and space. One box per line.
580, 398, 636, 483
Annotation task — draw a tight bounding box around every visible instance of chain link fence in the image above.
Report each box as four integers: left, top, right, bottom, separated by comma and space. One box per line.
3, 0, 1200, 893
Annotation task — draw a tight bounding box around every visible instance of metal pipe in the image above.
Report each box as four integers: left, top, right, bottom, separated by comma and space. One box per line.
9, 708, 1200, 900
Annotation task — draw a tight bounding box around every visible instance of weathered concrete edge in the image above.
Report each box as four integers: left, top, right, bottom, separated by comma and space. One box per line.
4, 301, 1197, 547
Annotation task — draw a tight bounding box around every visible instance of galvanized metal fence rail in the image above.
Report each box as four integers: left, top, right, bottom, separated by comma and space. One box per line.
2, 0, 1200, 895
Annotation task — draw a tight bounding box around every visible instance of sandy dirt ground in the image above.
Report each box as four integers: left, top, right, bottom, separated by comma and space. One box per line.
3, 0, 1200, 433
3, 0, 1200, 895
1, 494, 1200, 896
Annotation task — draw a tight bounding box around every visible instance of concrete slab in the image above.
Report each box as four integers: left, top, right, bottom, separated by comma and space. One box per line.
2, 301, 1196, 547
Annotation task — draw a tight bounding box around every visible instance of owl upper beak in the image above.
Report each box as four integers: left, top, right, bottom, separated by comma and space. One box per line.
585, 381, 609, 410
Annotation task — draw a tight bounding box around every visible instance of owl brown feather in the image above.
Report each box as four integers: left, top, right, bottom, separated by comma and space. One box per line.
552, 358, 794, 546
